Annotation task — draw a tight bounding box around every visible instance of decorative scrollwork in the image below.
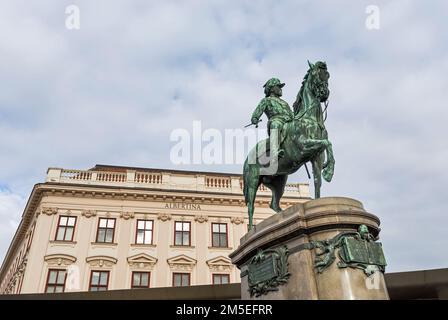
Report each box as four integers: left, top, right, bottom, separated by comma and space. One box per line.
247, 246, 290, 297
311, 225, 386, 275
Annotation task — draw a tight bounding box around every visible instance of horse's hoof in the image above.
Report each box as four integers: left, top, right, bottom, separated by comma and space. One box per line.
270, 205, 282, 213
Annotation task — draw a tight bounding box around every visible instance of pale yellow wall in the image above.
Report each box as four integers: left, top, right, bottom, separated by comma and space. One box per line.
0, 167, 310, 294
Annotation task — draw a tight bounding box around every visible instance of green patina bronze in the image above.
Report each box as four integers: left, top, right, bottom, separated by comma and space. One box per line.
311, 225, 387, 276
243, 61, 335, 229
246, 246, 290, 297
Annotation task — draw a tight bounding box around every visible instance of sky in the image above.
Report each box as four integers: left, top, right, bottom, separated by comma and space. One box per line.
0, 0, 447, 273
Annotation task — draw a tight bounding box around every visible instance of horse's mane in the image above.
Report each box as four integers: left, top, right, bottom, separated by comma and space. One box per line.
292, 68, 311, 116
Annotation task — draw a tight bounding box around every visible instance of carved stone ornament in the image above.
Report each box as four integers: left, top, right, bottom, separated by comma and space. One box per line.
41, 207, 58, 216
230, 216, 245, 225
246, 246, 290, 297
86, 256, 117, 268
120, 211, 135, 220
4, 256, 28, 294
194, 215, 208, 223
157, 213, 172, 222
311, 224, 387, 276
81, 210, 97, 218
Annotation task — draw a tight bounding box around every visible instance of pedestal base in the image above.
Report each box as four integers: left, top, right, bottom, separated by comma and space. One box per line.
229, 197, 389, 300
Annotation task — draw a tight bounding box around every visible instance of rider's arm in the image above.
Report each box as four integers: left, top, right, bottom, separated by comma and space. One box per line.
251, 98, 267, 124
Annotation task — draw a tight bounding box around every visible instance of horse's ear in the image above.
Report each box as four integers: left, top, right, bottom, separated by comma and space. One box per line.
307, 60, 314, 69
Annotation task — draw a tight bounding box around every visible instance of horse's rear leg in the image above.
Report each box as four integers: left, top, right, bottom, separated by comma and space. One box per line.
246, 184, 258, 230
264, 175, 287, 212
312, 156, 324, 199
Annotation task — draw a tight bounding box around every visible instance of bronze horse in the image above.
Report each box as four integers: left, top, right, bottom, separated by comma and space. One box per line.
243, 61, 335, 229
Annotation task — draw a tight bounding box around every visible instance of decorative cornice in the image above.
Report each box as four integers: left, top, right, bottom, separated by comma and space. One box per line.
127, 253, 158, 270
194, 215, 208, 223
120, 211, 135, 220
81, 209, 97, 218
86, 255, 117, 268
206, 256, 233, 272
157, 213, 172, 222
230, 216, 245, 225
44, 254, 77, 266
167, 254, 197, 271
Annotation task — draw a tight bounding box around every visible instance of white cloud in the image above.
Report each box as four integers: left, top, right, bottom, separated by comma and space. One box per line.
0, 0, 447, 272
0, 190, 24, 262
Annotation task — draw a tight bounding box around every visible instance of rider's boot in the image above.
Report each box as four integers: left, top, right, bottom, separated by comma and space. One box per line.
270, 129, 284, 161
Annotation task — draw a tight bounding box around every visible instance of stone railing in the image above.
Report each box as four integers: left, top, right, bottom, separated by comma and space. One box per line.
46, 167, 309, 198
205, 176, 231, 189
134, 172, 162, 184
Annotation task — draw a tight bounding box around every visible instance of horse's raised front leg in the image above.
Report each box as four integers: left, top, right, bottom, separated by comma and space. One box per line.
312, 156, 323, 199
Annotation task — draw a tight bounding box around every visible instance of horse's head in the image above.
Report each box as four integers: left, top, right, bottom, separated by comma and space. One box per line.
306, 60, 330, 103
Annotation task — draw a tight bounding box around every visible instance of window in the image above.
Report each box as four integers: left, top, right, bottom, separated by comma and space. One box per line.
173, 273, 190, 287
131, 272, 150, 288
174, 221, 190, 246
55, 216, 77, 241
212, 274, 230, 285
89, 271, 109, 291
96, 218, 116, 243
136, 220, 153, 244
45, 269, 66, 293
212, 223, 228, 247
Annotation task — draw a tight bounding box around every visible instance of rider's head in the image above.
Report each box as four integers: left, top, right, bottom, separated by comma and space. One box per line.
263, 78, 285, 97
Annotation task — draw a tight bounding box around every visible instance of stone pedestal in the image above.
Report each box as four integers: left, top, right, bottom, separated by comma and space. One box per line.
229, 197, 389, 300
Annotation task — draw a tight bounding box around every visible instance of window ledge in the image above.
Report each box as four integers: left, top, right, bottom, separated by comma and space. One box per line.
208, 246, 233, 250
91, 242, 118, 246
130, 243, 156, 248
49, 240, 77, 245
170, 245, 195, 249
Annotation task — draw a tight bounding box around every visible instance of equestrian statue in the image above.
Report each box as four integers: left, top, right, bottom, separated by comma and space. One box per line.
243, 61, 335, 230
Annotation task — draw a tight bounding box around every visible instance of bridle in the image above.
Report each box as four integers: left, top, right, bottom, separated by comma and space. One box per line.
295, 73, 330, 123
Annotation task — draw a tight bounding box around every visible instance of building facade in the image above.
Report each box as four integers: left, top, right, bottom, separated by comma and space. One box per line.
0, 164, 310, 294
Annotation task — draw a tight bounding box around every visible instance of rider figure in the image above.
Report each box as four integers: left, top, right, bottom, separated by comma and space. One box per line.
251, 78, 294, 159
